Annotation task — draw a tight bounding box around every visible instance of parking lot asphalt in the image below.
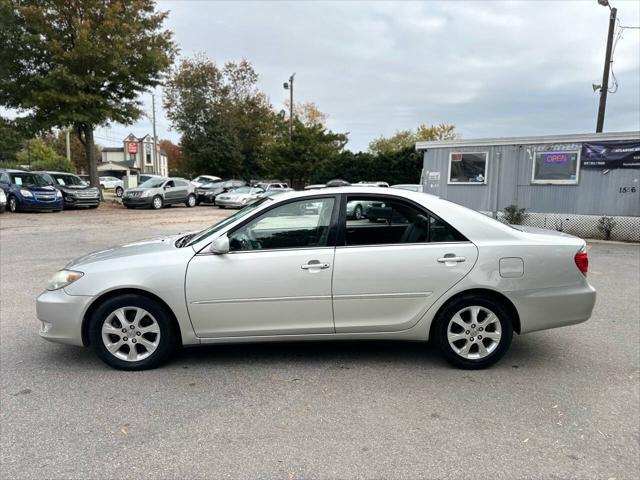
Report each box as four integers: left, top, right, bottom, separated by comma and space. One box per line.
1, 205, 639, 480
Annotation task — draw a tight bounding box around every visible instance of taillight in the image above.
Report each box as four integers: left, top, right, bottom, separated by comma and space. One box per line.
575, 248, 589, 276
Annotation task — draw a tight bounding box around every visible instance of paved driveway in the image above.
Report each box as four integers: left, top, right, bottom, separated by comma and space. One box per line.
1, 207, 638, 479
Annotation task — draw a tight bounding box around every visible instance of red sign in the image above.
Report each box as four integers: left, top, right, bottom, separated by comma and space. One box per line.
127, 142, 138, 154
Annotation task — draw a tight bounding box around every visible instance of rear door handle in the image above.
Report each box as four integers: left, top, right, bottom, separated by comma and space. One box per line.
301, 261, 330, 270
437, 256, 466, 263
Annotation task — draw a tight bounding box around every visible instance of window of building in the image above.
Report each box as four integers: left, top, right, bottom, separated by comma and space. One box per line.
343, 196, 466, 246
532, 151, 580, 184
229, 198, 336, 251
448, 152, 488, 184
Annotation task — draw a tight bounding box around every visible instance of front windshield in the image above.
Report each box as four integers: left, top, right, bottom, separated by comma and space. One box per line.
139, 178, 166, 188
184, 198, 270, 247
52, 174, 83, 186
10, 173, 48, 187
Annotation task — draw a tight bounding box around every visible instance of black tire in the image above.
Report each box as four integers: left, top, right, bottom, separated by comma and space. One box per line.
89, 205, 99, 209
125, 205, 134, 209
89, 294, 177, 370
186, 194, 196, 208
8, 196, 18, 213
218, 205, 225, 209
115, 186, 124, 197
434, 294, 513, 369
151, 195, 163, 210
354, 204, 363, 220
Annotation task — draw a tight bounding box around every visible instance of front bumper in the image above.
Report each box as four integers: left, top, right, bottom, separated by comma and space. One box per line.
122, 196, 154, 207
216, 198, 251, 208
18, 196, 63, 211
37, 288, 93, 346
63, 195, 100, 208
197, 192, 217, 203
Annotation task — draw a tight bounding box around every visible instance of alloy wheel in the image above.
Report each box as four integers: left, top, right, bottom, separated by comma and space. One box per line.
101, 307, 161, 362
152, 196, 162, 209
9, 197, 17, 212
354, 205, 363, 220
446, 306, 502, 360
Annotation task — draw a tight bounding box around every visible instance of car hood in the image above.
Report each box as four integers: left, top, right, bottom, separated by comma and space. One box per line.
66, 234, 186, 269
20, 185, 57, 193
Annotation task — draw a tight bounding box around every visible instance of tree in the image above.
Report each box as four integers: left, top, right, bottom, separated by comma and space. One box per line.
369, 123, 457, 155
164, 56, 276, 179
265, 118, 348, 188
0, 117, 26, 163
0, 0, 176, 189
16, 138, 75, 172
159, 139, 183, 175
284, 101, 328, 127
41, 130, 101, 173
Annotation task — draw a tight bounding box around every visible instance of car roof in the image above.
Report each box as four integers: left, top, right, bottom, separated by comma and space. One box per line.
34, 171, 79, 175
0, 168, 28, 173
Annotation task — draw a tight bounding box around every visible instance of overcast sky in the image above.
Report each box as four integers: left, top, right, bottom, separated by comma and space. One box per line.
97, 0, 640, 151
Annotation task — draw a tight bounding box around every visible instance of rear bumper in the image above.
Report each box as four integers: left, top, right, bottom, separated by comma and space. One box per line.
37, 288, 93, 346
509, 282, 597, 334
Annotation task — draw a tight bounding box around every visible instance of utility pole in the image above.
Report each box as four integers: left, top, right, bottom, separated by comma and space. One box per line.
596, 4, 617, 133
65, 128, 71, 162
151, 93, 158, 174
283, 73, 295, 140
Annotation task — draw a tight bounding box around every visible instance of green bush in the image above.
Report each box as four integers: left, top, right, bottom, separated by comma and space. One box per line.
502, 205, 528, 225
15, 138, 75, 172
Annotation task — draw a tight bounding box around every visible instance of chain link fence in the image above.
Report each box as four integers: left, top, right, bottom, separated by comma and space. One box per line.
487, 212, 640, 242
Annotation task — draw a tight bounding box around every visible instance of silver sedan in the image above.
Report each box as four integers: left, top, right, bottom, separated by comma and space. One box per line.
37, 187, 596, 370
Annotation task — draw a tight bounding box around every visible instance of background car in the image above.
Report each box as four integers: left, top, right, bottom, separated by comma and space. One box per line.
196, 179, 246, 205
356, 181, 390, 187
304, 184, 326, 190
99, 176, 124, 197
122, 176, 197, 209
392, 184, 424, 192
0, 188, 6, 213
191, 175, 221, 188
0, 169, 63, 213
346, 198, 378, 220
255, 182, 292, 193
215, 186, 265, 208
138, 174, 163, 185
35, 171, 100, 209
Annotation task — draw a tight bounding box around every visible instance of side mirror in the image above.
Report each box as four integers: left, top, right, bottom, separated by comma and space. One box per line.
209, 235, 230, 254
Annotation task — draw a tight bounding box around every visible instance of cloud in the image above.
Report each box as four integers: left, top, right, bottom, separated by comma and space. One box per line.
103, 0, 640, 150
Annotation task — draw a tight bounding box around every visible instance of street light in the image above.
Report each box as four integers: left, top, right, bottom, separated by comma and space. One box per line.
283, 73, 295, 140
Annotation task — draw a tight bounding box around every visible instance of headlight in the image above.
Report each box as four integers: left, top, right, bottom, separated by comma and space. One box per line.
141, 190, 152, 197
46, 270, 84, 291
20, 189, 33, 197
56, 190, 62, 198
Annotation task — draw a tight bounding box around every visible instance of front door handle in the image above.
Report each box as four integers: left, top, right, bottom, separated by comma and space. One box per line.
301, 261, 330, 270
437, 255, 466, 263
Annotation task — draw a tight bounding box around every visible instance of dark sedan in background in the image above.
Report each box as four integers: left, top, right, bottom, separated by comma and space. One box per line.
35, 171, 100, 209
196, 179, 246, 205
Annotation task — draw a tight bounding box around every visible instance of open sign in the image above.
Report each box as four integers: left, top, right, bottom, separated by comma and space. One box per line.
543, 153, 569, 165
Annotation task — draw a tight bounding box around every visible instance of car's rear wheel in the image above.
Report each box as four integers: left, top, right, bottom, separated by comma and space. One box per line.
354, 204, 363, 220
115, 186, 124, 197
186, 194, 196, 207
435, 295, 513, 369
151, 195, 163, 210
8, 196, 18, 212
89, 294, 177, 370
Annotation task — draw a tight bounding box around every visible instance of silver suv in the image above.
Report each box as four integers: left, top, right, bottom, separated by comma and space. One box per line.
122, 177, 197, 210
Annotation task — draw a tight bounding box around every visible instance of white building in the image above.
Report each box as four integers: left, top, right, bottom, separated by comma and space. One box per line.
99, 133, 168, 177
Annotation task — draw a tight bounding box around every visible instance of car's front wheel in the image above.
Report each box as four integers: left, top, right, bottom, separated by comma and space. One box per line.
151, 195, 163, 210
89, 294, 177, 370
435, 295, 513, 369
186, 194, 196, 207
8, 196, 18, 213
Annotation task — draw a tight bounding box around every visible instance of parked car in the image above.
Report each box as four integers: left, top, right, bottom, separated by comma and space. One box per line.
36, 186, 596, 370
0, 169, 63, 212
255, 182, 292, 193
35, 171, 100, 209
215, 186, 265, 208
392, 184, 424, 193
138, 174, 163, 185
196, 179, 246, 205
356, 181, 390, 188
346, 198, 378, 220
192, 175, 222, 188
0, 188, 6, 213
99, 176, 124, 197
122, 177, 197, 210
304, 184, 326, 190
